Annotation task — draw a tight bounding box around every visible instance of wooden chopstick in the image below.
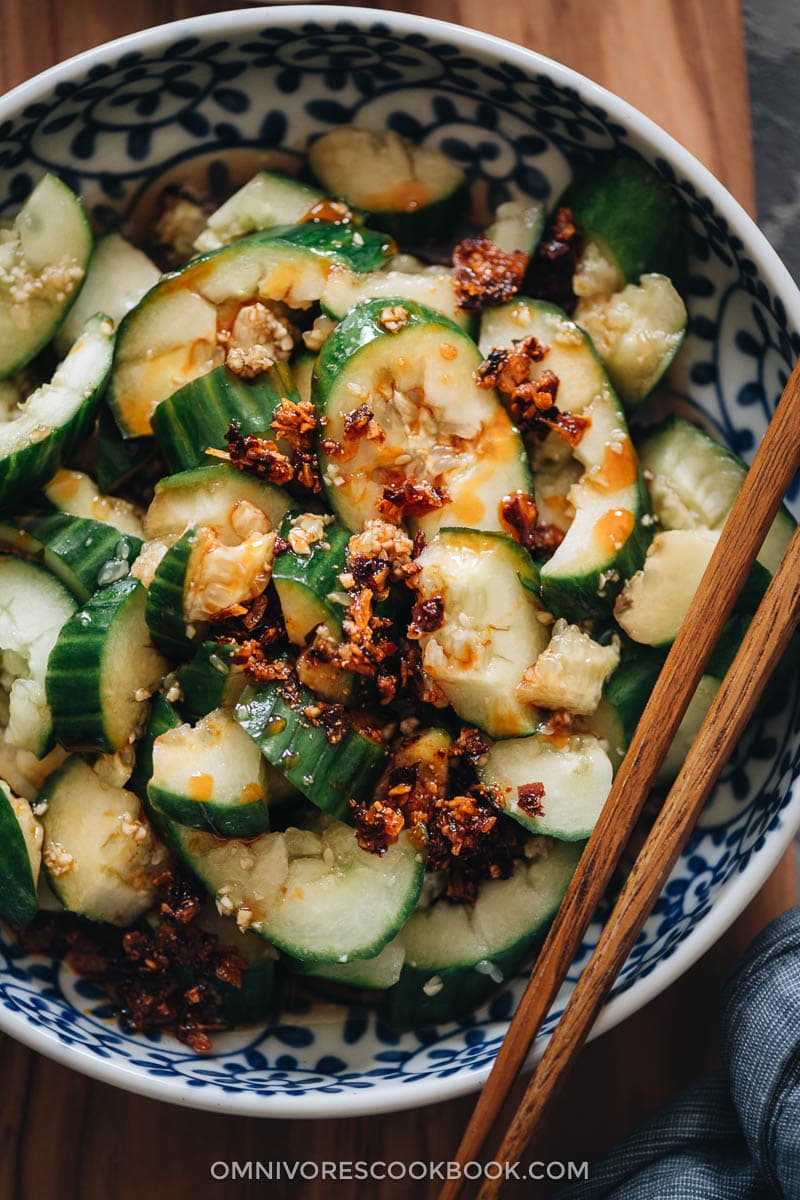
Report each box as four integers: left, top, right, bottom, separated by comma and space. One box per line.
473, 510, 800, 1199
439, 355, 800, 1200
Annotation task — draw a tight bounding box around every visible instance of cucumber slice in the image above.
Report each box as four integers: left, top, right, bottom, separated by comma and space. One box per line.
55, 232, 160, 355
0, 174, 92, 378
308, 126, 466, 243
145, 523, 277, 656
128, 692, 182, 803
0, 314, 114, 512
96, 408, 157, 495
38, 755, 166, 925
109, 223, 393, 437
614, 529, 720, 647
149, 708, 270, 838
321, 264, 470, 328
656, 674, 720, 787
144, 529, 204, 657
0, 513, 141, 603
637, 417, 795, 575
575, 274, 687, 409
479, 298, 651, 617
0, 556, 77, 756
288, 935, 405, 991
169, 816, 424, 962
46, 577, 167, 753
143, 463, 291, 545
151, 361, 300, 473
0, 781, 42, 925
235, 675, 387, 815
273, 514, 350, 644
292, 350, 315, 405
194, 170, 326, 253
385, 836, 581, 1029
481, 733, 613, 839
412, 529, 548, 738
485, 199, 545, 257
174, 641, 246, 724
44, 468, 144, 536
315, 298, 531, 535
588, 635, 743, 783
563, 155, 689, 286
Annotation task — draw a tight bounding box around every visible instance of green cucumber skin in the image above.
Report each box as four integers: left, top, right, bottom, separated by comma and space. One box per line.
209, 960, 276, 1027
0, 363, 111, 515
152, 362, 299, 473
109, 223, 394, 439
539, 473, 653, 621
0, 793, 38, 926
45, 577, 145, 753
383, 939, 531, 1032
175, 641, 241, 723
314, 297, 473, 524
359, 185, 467, 245
12, 513, 141, 603
128, 694, 182, 805
147, 782, 270, 840
0, 176, 94, 380
563, 155, 690, 288
255, 222, 395, 272
144, 529, 200, 658
235, 680, 387, 816
272, 514, 351, 640
306, 170, 467, 246
96, 407, 157, 494
315, 296, 466, 405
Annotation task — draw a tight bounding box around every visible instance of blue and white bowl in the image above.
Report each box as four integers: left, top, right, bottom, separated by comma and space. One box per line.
1, 6, 798, 1118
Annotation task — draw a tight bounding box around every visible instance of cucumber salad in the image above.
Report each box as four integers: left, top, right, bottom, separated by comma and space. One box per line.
0, 127, 794, 1047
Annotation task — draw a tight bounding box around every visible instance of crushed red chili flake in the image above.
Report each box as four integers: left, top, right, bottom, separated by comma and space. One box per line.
378, 477, 449, 521
349, 554, 391, 596
453, 234, 528, 310
351, 797, 407, 855
219, 421, 322, 494
341, 403, 385, 444
16, 871, 249, 1053
353, 726, 523, 902
220, 422, 294, 484
499, 492, 565, 559
528, 205, 584, 312
508, 369, 560, 422
435, 793, 497, 856
517, 781, 546, 818
539, 408, 592, 448
270, 397, 317, 448
407, 595, 445, 638
343, 403, 374, 438
475, 335, 549, 393
476, 339, 591, 449
450, 726, 490, 770
230, 645, 296, 684
412, 529, 427, 558
213, 590, 287, 672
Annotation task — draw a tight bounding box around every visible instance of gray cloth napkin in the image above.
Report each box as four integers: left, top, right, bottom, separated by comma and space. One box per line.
557, 905, 800, 1199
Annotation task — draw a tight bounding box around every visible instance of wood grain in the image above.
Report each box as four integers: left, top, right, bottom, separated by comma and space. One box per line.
476, 386, 800, 1199
0, 3, 793, 1198
446, 345, 800, 1197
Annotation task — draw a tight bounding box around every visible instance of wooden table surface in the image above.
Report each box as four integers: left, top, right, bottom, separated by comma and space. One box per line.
0, 2, 795, 1197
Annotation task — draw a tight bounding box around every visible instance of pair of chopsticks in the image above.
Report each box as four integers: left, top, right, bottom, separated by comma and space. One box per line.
441, 355, 800, 1200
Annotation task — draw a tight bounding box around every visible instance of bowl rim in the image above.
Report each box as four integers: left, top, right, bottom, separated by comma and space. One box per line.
1, 3, 799, 1120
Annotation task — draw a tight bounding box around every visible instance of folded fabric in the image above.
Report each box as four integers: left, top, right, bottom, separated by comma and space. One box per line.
557, 905, 800, 1199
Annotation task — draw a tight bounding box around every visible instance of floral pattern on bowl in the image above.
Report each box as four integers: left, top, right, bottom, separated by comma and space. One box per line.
0, 8, 798, 1118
